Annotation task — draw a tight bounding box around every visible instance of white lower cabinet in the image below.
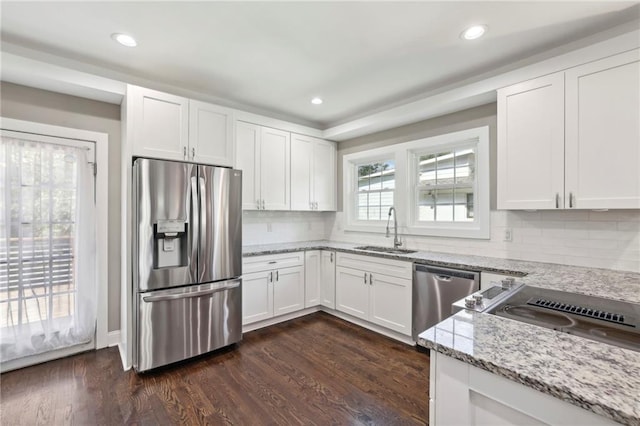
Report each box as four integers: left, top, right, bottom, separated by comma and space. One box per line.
320, 251, 336, 309
242, 252, 305, 325
335, 253, 412, 336
431, 351, 617, 425
306, 250, 337, 309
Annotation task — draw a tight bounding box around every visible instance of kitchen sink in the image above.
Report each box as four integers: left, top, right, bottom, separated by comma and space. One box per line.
354, 245, 418, 255
487, 285, 640, 353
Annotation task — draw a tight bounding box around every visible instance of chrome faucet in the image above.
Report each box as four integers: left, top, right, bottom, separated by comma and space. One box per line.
385, 207, 402, 249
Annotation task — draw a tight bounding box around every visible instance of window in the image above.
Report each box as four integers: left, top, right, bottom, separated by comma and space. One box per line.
415, 146, 476, 222
343, 126, 489, 239
356, 160, 395, 220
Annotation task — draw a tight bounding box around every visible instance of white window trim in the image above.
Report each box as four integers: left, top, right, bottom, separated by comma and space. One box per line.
343, 126, 490, 239
0, 117, 110, 350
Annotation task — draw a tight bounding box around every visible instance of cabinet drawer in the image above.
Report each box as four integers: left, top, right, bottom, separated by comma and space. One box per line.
243, 251, 304, 273
336, 252, 412, 280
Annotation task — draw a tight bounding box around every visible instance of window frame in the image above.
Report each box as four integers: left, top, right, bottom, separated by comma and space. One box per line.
343, 126, 490, 239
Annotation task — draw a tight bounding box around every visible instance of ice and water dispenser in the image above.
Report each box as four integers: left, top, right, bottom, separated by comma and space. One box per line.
154, 219, 188, 268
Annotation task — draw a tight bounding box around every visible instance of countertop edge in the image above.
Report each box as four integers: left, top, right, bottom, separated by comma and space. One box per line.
243, 245, 527, 276
419, 340, 634, 425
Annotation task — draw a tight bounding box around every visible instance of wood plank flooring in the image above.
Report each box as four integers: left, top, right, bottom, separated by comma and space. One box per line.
1, 312, 429, 425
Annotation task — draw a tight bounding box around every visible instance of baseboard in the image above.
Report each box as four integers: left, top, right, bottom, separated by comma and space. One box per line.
107, 330, 121, 347
242, 306, 321, 333
321, 307, 416, 346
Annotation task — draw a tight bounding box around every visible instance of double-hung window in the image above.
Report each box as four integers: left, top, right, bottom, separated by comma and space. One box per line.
344, 126, 489, 239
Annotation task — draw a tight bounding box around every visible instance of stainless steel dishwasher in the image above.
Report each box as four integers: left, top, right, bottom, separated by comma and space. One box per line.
412, 264, 479, 340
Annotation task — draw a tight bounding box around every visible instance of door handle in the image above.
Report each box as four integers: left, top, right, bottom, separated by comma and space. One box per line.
330, 253, 333, 263
435, 275, 452, 281
262, 199, 266, 210
555, 193, 560, 209
369, 273, 373, 285
269, 271, 273, 282
256, 199, 261, 209
142, 282, 240, 302
569, 192, 575, 208
276, 270, 279, 281
183, 146, 187, 158
191, 147, 196, 159
364, 272, 367, 284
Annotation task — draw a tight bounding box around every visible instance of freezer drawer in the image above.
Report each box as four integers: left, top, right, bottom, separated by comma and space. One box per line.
135, 279, 242, 372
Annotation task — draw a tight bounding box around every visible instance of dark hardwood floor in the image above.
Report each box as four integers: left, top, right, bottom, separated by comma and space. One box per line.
1, 312, 429, 425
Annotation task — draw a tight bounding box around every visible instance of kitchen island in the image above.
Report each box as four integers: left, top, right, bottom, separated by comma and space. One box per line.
244, 240, 640, 425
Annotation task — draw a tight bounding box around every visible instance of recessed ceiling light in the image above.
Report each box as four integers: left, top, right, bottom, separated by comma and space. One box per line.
461, 25, 487, 40
111, 33, 137, 47
311, 97, 323, 105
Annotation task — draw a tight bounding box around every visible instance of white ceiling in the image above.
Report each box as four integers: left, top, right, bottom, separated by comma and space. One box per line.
1, 2, 638, 131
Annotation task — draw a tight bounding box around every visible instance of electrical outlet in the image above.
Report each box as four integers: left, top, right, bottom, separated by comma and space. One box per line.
503, 228, 513, 242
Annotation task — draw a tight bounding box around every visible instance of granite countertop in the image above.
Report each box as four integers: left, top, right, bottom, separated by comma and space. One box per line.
417, 310, 640, 425
243, 240, 640, 304
244, 239, 640, 423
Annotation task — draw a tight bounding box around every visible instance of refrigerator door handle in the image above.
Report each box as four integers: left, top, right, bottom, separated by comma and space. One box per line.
190, 174, 199, 279
142, 282, 240, 302
198, 175, 209, 281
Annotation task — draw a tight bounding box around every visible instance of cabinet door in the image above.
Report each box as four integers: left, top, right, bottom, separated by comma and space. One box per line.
497, 73, 565, 209
235, 121, 261, 210
304, 251, 321, 308
189, 100, 234, 167
273, 266, 305, 316
320, 251, 336, 309
260, 127, 291, 210
313, 139, 337, 211
242, 271, 273, 325
290, 134, 314, 210
130, 85, 189, 161
369, 273, 412, 335
565, 49, 640, 209
335, 266, 369, 320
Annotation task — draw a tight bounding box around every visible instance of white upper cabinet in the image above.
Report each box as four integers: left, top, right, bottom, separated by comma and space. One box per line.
130, 86, 189, 161
235, 122, 290, 210
497, 73, 565, 210
565, 50, 640, 209
235, 122, 261, 210
291, 134, 337, 211
261, 127, 291, 210
497, 49, 640, 210
128, 85, 234, 166
188, 100, 234, 167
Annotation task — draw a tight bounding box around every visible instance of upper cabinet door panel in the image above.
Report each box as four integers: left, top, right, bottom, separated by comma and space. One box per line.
313, 139, 337, 211
497, 73, 565, 210
565, 49, 640, 209
235, 121, 261, 210
290, 134, 314, 211
260, 127, 290, 210
131, 86, 189, 161
189, 100, 234, 167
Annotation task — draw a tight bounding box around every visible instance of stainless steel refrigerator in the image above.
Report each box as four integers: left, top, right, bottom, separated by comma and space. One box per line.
133, 158, 242, 372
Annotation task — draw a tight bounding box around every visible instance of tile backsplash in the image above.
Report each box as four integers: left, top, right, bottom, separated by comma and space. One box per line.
327, 210, 640, 273
243, 209, 639, 272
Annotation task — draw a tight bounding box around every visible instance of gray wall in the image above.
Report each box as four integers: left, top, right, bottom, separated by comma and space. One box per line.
1, 82, 122, 332
336, 103, 498, 211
